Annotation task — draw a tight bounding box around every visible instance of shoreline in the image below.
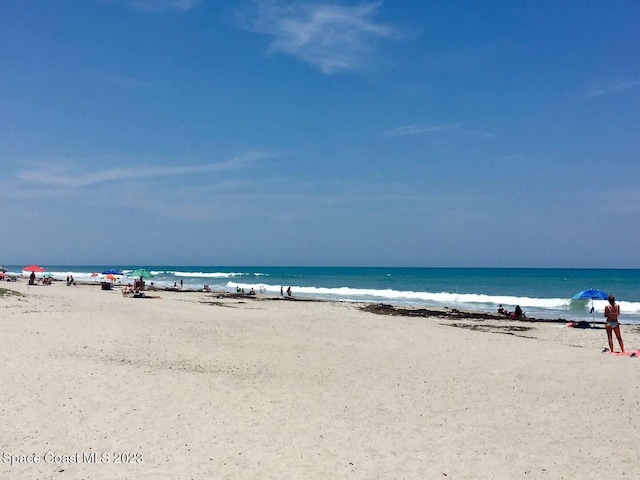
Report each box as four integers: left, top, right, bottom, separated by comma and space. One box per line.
5, 268, 638, 326
3, 277, 622, 325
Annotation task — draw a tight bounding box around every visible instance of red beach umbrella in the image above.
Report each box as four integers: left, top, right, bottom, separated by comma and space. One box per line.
23, 265, 45, 273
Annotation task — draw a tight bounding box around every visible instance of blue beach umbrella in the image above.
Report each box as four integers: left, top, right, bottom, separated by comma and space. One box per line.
572, 289, 609, 321
102, 268, 123, 275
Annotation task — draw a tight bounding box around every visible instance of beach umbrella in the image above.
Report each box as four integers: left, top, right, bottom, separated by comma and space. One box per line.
572, 289, 609, 321
43, 273, 53, 277
0, 267, 7, 273
102, 269, 123, 275
103, 274, 116, 281
127, 269, 153, 279
127, 269, 153, 293
23, 265, 45, 273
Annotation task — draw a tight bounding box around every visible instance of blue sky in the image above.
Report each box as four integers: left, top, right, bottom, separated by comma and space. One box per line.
1, 0, 638, 267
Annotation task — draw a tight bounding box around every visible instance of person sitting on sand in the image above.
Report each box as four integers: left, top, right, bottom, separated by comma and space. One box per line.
604, 294, 624, 353
249, 287, 256, 295
510, 305, 525, 319
498, 305, 506, 315
203, 284, 211, 292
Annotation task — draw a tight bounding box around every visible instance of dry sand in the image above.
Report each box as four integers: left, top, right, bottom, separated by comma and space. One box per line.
1, 281, 639, 479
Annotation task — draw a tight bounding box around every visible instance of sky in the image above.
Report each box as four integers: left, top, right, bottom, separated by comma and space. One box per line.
1, 0, 639, 268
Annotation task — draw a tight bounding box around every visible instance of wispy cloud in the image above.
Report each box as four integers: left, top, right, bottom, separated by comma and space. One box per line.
383, 123, 494, 140
119, 0, 200, 12
384, 124, 460, 138
584, 78, 640, 98
17, 152, 272, 188
243, 1, 400, 73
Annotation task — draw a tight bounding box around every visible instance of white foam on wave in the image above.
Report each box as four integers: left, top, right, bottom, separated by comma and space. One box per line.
617, 300, 640, 314
21, 270, 108, 283
226, 281, 640, 316
227, 281, 566, 306
163, 271, 261, 278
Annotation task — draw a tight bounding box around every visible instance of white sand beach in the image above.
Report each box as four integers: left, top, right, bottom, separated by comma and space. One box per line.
1, 281, 639, 479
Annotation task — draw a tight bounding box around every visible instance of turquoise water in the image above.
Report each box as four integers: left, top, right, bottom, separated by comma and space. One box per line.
5, 266, 640, 324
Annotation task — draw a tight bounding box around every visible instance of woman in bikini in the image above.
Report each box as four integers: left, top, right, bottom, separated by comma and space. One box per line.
604, 294, 624, 353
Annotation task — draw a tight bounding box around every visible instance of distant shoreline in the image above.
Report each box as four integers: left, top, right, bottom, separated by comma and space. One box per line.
10, 276, 613, 325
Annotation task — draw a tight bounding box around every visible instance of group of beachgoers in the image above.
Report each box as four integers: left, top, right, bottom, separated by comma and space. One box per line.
122, 282, 145, 296
498, 296, 626, 354
234, 285, 269, 296
27, 271, 54, 286
280, 286, 292, 297
229, 285, 293, 296
497, 304, 526, 319
29, 271, 53, 285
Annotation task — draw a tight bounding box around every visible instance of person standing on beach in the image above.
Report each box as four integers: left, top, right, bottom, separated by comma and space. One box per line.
604, 295, 624, 353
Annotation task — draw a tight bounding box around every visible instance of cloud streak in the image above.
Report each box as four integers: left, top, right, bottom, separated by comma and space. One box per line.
244, 1, 400, 73
383, 123, 494, 139
17, 152, 272, 188
584, 78, 640, 98
384, 124, 460, 138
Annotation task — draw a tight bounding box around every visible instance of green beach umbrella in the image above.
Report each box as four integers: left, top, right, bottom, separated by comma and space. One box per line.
43, 272, 54, 277
128, 269, 153, 279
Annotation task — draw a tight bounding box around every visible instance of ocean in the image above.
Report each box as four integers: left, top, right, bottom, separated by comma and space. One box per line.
4, 266, 640, 324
